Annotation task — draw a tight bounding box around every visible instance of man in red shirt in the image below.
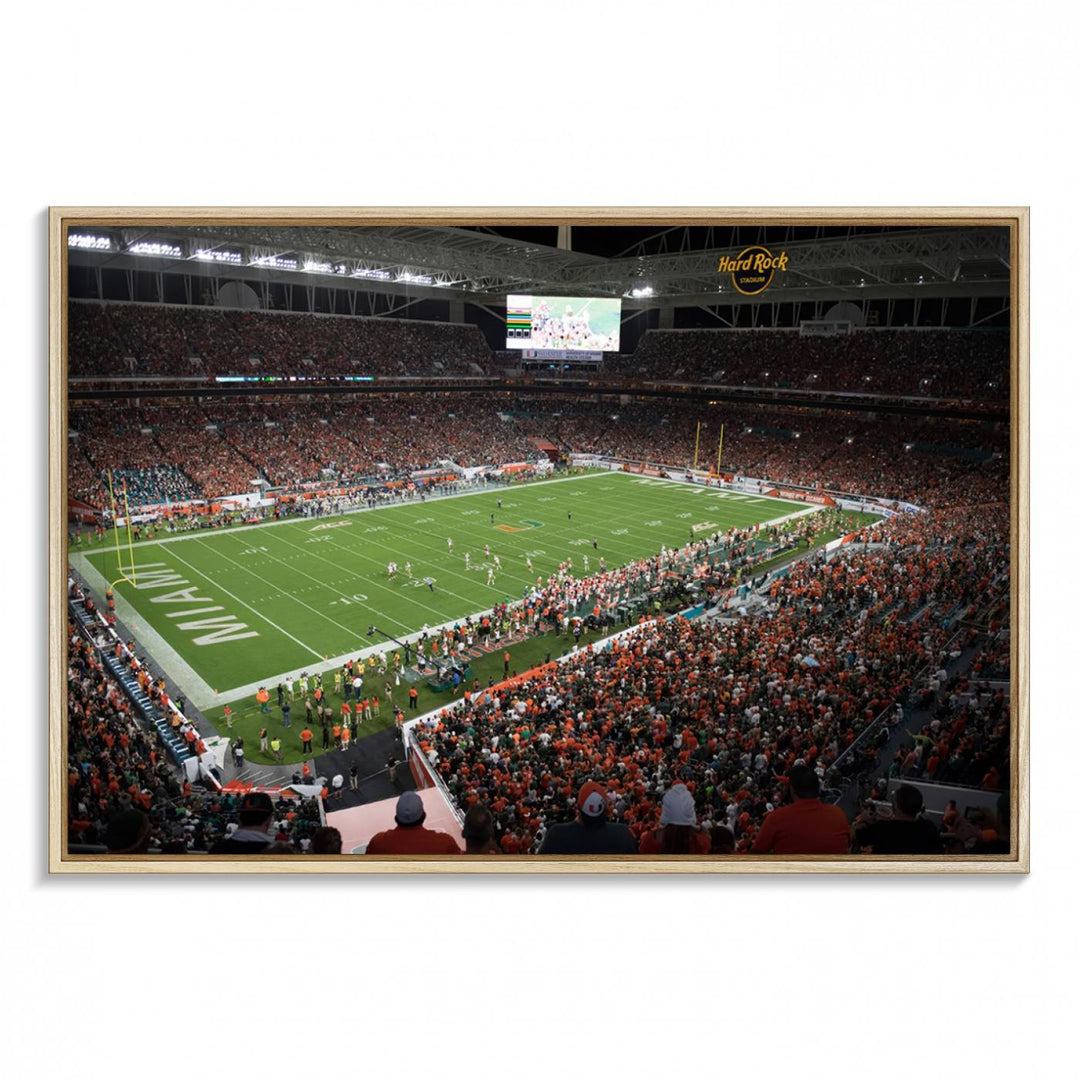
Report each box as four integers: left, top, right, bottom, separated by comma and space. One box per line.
751, 766, 851, 855
365, 792, 462, 855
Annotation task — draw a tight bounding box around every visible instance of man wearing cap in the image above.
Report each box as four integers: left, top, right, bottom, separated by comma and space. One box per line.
209, 793, 275, 854
752, 765, 851, 855
538, 781, 638, 855
365, 791, 462, 855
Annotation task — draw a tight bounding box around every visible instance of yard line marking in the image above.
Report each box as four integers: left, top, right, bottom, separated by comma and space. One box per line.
215, 530, 422, 637
197, 535, 411, 642
165, 543, 325, 663
68, 549, 218, 707
93, 469, 620, 552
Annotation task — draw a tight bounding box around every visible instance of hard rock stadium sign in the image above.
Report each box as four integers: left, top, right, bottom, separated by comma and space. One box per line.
717, 246, 789, 296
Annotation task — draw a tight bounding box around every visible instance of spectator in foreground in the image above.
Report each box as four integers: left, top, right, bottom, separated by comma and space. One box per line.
853, 785, 944, 854
638, 784, 711, 854
752, 766, 851, 855
462, 805, 500, 854
709, 825, 736, 854
365, 791, 462, 855
311, 826, 343, 854
208, 792, 275, 854
538, 782, 638, 856
105, 809, 152, 854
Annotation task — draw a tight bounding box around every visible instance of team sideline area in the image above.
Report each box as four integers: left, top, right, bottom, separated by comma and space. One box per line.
64, 221, 1012, 859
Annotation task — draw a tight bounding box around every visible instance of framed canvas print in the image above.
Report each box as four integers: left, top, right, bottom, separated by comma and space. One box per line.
48, 207, 1028, 873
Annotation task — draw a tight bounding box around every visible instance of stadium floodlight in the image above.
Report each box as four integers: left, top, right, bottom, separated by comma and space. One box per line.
629, 286, 654, 298
194, 248, 243, 264
68, 233, 112, 251
128, 241, 182, 258
250, 255, 299, 271
397, 271, 433, 285
904, 444, 914, 451
353, 267, 392, 281
303, 259, 333, 274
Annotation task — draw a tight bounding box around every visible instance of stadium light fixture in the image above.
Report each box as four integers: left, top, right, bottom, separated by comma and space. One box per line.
629, 286, 654, 298
397, 271, 434, 285
68, 233, 112, 251
250, 255, 298, 271
353, 267, 392, 281
303, 259, 334, 274
128, 241, 182, 258
195, 248, 243, 264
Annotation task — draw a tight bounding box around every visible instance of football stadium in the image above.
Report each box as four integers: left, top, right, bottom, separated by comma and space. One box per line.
63, 218, 1014, 859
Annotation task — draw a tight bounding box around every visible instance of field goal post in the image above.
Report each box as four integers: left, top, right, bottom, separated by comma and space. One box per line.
105, 469, 140, 590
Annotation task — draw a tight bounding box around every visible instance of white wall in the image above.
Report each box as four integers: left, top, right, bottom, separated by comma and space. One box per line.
6, 3, 1075, 1080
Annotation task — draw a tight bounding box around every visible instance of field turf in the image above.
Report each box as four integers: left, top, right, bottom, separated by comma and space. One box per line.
72, 471, 807, 711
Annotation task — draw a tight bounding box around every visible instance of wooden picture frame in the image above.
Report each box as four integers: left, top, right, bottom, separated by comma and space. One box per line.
49, 206, 1028, 873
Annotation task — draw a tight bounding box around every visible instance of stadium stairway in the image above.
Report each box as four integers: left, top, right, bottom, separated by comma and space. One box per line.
69, 599, 192, 765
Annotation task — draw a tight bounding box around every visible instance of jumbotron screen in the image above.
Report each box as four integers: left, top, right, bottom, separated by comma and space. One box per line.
505, 295, 622, 352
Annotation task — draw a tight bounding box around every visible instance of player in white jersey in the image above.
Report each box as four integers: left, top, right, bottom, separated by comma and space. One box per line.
484, 544, 491, 557
493, 554, 501, 569
447, 537, 453, 552
525, 556, 533, 571
465, 552, 471, 568
583, 555, 589, 571
405, 562, 412, 579
487, 568, 495, 586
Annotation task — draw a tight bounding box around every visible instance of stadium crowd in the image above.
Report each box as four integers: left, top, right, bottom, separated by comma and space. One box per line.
608, 328, 1008, 400
68, 393, 1005, 510
68, 469, 1011, 856
66, 605, 332, 854
70, 301, 1008, 404
412, 495, 1009, 855
69, 301, 493, 378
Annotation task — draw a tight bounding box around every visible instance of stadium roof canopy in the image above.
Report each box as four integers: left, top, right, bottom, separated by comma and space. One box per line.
67, 222, 1010, 309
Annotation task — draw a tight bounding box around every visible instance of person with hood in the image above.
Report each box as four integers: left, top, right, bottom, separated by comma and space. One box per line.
638, 784, 711, 854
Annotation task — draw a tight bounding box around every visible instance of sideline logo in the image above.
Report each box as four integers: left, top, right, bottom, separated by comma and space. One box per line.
718, 246, 789, 296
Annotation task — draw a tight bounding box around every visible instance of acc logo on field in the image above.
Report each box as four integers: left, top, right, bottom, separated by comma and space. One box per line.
717, 246, 789, 296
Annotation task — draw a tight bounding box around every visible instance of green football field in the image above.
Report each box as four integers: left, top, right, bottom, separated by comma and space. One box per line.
72, 471, 807, 709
